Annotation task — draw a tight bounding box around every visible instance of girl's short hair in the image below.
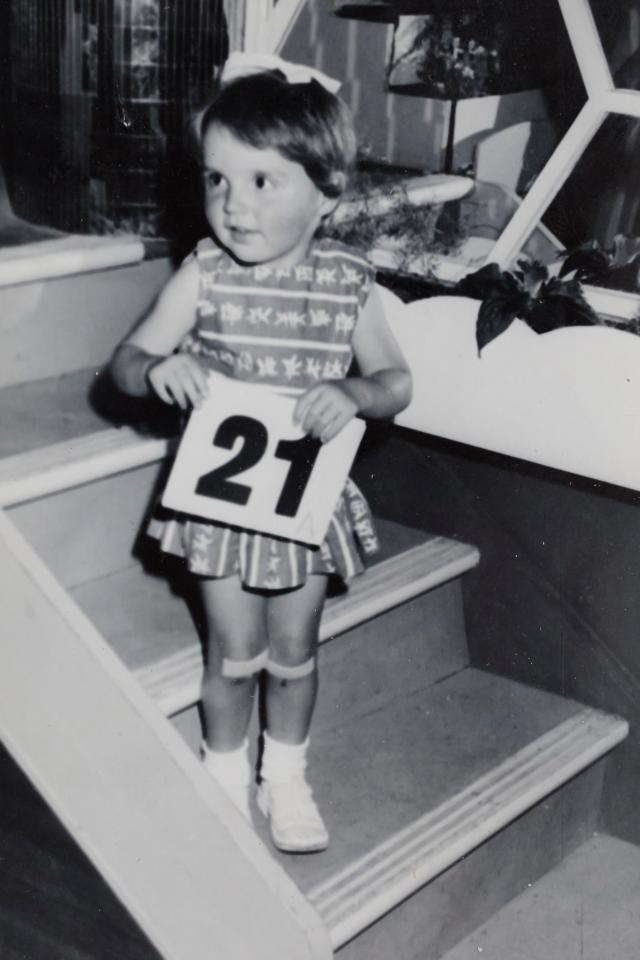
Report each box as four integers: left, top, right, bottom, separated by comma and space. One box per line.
196, 71, 357, 199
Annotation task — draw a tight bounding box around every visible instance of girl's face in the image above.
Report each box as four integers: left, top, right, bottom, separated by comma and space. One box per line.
202, 124, 335, 269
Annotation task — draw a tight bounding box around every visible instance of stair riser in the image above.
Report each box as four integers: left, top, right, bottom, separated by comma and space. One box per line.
8, 461, 166, 590
168, 579, 470, 751
0, 259, 171, 389
314, 580, 469, 734
336, 759, 605, 960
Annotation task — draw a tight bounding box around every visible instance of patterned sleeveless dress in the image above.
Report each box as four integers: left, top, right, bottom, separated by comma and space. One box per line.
148, 236, 380, 590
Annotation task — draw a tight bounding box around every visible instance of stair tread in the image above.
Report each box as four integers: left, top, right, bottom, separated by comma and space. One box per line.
0, 367, 176, 489
250, 667, 627, 948
440, 834, 640, 960
0, 368, 110, 460
69, 526, 479, 715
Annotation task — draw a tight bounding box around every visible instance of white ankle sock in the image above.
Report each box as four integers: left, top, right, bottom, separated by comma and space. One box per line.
201, 740, 252, 821
261, 732, 308, 783
202, 739, 250, 782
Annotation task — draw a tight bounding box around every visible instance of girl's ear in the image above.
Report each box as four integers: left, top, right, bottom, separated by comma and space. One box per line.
318, 171, 348, 218
319, 194, 340, 220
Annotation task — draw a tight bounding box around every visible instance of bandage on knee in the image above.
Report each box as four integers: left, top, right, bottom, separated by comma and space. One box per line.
265, 656, 316, 680
221, 648, 268, 679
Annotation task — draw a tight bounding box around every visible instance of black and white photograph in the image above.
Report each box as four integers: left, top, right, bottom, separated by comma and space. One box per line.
1, 2, 640, 958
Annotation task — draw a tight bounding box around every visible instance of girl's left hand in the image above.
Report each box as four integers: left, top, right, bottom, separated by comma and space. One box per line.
294, 381, 358, 443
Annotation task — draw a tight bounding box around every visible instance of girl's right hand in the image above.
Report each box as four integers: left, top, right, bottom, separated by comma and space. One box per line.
146, 354, 209, 410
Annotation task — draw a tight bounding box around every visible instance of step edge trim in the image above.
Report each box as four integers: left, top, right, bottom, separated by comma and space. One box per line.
308, 709, 628, 948
313, 714, 617, 911
0, 236, 145, 289
0, 428, 171, 507
308, 709, 595, 902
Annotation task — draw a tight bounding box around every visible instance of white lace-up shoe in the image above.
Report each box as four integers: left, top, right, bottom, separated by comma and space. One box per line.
257, 775, 329, 852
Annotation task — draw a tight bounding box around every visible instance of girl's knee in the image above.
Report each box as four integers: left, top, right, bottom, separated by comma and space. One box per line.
267, 629, 317, 669
206, 626, 268, 677
221, 647, 268, 680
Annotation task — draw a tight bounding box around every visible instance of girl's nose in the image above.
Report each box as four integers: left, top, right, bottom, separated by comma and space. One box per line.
223, 183, 246, 214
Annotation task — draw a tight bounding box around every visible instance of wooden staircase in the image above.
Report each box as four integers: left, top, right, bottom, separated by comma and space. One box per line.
0, 262, 629, 960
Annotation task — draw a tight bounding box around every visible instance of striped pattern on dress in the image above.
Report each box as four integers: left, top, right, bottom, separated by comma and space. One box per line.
148, 237, 380, 590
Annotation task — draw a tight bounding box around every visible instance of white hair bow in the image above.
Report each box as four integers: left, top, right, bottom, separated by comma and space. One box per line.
220, 52, 341, 94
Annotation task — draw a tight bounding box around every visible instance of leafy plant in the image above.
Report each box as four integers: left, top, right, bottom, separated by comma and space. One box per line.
558, 235, 640, 293
323, 174, 466, 273
456, 259, 600, 354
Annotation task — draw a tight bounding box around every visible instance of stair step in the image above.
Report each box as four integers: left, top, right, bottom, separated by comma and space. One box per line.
0, 235, 144, 289
312, 707, 624, 948
0, 422, 172, 508
440, 834, 640, 960
70, 530, 479, 717
250, 667, 627, 952
0, 369, 109, 460
0, 255, 171, 390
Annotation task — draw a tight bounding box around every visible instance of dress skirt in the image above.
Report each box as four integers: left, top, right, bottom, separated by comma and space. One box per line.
147, 478, 379, 591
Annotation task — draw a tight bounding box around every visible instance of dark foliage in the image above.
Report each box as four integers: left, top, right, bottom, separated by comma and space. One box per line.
456, 260, 600, 354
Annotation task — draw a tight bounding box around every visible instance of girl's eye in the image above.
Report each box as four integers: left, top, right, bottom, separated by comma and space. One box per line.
205, 171, 223, 189
255, 174, 270, 190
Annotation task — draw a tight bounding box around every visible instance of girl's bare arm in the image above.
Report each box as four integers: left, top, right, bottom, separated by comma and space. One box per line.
295, 286, 412, 440
343, 285, 412, 417
110, 257, 209, 408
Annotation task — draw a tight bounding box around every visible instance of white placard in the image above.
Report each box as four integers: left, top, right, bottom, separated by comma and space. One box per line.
162, 376, 366, 546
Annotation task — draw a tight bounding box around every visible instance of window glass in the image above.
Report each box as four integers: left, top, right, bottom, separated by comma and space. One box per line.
538, 113, 640, 295
588, 0, 640, 89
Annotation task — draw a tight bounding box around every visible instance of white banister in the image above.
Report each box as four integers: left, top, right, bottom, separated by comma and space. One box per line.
599, 89, 640, 118
240, 0, 309, 54
488, 101, 605, 269
0, 509, 332, 960
557, 0, 613, 98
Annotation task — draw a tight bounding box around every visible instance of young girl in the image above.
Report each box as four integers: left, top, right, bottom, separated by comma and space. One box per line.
110, 52, 412, 853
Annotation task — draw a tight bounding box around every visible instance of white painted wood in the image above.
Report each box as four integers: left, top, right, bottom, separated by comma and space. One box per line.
489, 102, 605, 269
126, 537, 480, 716
583, 285, 640, 322
270, 0, 310, 52
332, 175, 474, 226
223, 0, 244, 51
557, 0, 613, 98
243, 0, 271, 52
0, 510, 332, 960
379, 288, 640, 493
309, 706, 628, 949
320, 538, 479, 640
599, 89, 640, 118
0, 428, 171, 508
0, 236, 144, 289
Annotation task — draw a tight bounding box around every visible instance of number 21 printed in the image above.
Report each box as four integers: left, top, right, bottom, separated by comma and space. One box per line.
162, 380, 365, 546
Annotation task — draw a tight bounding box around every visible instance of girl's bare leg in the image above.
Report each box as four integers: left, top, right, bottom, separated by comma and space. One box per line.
264, 575, 328, 744
199, 576, 267, 751
259, 575, 330, 851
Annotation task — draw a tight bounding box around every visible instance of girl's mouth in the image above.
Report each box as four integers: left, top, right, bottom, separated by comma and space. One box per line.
228, 226, 258, 241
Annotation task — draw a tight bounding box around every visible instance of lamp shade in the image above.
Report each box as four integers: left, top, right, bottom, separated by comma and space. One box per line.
333, 1, 398, 24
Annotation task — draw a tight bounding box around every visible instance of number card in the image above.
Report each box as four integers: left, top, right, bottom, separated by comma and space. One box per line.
162, 377, 366, 546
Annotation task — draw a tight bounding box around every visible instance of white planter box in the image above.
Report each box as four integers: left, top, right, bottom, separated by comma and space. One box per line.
378, 287, 640, 493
